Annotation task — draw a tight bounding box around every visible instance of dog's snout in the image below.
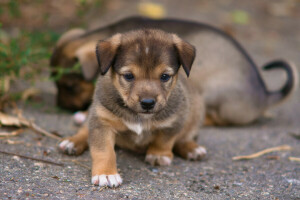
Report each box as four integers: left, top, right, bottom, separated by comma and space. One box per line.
140, 98, 156, 110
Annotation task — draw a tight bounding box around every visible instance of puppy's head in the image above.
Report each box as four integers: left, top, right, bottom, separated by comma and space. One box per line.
50, 29, 100, 111
96, 29, 195, 115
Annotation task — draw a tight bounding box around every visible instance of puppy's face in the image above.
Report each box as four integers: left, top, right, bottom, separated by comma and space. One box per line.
55, 74, 94, 111
96, 30, 195, 115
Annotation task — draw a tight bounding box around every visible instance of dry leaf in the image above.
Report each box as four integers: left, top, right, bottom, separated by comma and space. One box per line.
0, 112, 61, 140
231, 10, 249, 25
138, 2, 165, 19
0, 129, 23, 137
0, 112, 27, 127
5, 139, 24, 144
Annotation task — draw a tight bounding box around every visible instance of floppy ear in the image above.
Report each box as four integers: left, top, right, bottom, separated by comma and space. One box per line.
75, 42, 99, 81
95, 33, 122, 75
172, 34, 196, 77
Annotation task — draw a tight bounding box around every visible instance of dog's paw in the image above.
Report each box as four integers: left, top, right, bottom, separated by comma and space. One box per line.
187, 146, 207, 160
59, 140, 76, 155
59, 138, 88, 155
91, 174, 122, 187
73, 111, 87, 125
145, 154, 172, 166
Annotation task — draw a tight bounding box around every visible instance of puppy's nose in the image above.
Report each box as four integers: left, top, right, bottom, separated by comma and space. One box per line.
140, 98, 156, 110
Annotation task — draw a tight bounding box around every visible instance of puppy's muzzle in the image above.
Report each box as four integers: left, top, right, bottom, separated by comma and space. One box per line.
140, 98, 156, 111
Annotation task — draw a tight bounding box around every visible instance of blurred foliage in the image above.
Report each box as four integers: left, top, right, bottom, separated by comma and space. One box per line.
50, 62, 82, 82
0, 27, 60, 79
0, 0, 103, 96
0, 25, 60, 94
231, 10, 250, 25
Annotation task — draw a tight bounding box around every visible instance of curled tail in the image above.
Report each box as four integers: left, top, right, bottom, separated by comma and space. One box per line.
263, 60, 298, 107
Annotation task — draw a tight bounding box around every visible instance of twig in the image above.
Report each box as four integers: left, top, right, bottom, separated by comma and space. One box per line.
289, 157, 300, 162
27, 120, 61, 141
0, 129, 24, 137
72, 160, 90, 169
232, 145, 292, 161
61, 159, 90, 169
0, 150, 64, 167
0, 111, 62, 141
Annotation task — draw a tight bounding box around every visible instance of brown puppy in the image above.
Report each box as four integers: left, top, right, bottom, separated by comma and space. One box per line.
60, 29, 207, 187
51, 17, 298, 125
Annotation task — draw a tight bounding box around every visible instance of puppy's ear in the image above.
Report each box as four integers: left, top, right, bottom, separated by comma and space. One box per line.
75, 42, 99, 81
96, 33, 122, 75
172, 34, 196, 77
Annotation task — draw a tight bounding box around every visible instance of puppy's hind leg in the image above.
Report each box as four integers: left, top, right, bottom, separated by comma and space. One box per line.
59, 124, 89, 155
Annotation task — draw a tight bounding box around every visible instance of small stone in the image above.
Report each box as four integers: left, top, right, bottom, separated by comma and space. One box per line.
214, 185, 220, 190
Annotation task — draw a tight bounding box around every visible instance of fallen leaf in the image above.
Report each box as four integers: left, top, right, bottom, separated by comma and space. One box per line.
0, 112, 26, 127
138, 2, 165, 19
6, 139, 24, 144
231, 10, 249, 25
0, 112, 61, 140
0, 129, 23, 137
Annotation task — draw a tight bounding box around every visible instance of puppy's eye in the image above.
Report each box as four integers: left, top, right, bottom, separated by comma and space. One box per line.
160, 74, 171, 82
123, 73, 135, 81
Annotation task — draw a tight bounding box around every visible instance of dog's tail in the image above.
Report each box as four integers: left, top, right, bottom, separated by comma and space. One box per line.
263, 60, 298, 107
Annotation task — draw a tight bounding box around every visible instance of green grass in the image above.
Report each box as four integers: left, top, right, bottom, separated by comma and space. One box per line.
0, 28, 60, 79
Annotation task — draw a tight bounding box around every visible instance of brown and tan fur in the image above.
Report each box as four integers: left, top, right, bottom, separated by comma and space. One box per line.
51, 17, 298, 125
59, 29, 207, 187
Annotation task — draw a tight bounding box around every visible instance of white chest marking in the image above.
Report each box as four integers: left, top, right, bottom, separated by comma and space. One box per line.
145, 47, 149, 55
123, 121, 144, 135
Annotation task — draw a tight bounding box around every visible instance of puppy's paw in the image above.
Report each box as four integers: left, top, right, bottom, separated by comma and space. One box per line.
59, 140, 76, 155
91, 174, 122, 187
187, 146, 207, 160
145, 154, 172, 166
73, 111, 87, 125
59, 139, 87, 155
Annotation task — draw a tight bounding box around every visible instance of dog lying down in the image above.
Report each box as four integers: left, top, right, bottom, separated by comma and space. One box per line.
51, 17, 298, 126
54, 18, 298, 187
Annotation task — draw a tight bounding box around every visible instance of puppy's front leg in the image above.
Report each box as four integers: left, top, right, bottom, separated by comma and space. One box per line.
145, 131, 178, 166
89, 125, 122, 187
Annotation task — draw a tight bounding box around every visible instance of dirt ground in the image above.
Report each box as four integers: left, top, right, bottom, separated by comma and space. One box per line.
1, 0, 300, 199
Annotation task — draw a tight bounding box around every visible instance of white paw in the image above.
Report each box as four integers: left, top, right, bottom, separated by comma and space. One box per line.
59, 140, 76, 155
187, 146, 207, 160
145, 154, 172, 166
73, 111, 87, 125
91, 174, 122, 187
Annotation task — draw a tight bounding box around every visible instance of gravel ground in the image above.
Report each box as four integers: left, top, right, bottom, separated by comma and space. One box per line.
1, 0, 299, 199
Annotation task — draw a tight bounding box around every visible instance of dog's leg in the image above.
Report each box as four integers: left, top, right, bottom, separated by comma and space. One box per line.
203, 114, 217, 126
205, 109, 229, 126
145, 131, 178, 166
59, 124, 89, 155
174, 140, 206, 160
89, 126, 122, 187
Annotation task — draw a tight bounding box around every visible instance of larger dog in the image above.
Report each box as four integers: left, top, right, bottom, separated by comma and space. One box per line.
51, 17, 298, 126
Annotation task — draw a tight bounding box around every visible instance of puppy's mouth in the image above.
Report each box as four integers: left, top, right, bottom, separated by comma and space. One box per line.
138, 111, 154, 119
140, 110, 154, 114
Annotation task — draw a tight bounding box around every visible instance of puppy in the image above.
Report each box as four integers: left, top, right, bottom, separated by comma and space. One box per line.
51, 17, 298, 125
60, 29, 207, 187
